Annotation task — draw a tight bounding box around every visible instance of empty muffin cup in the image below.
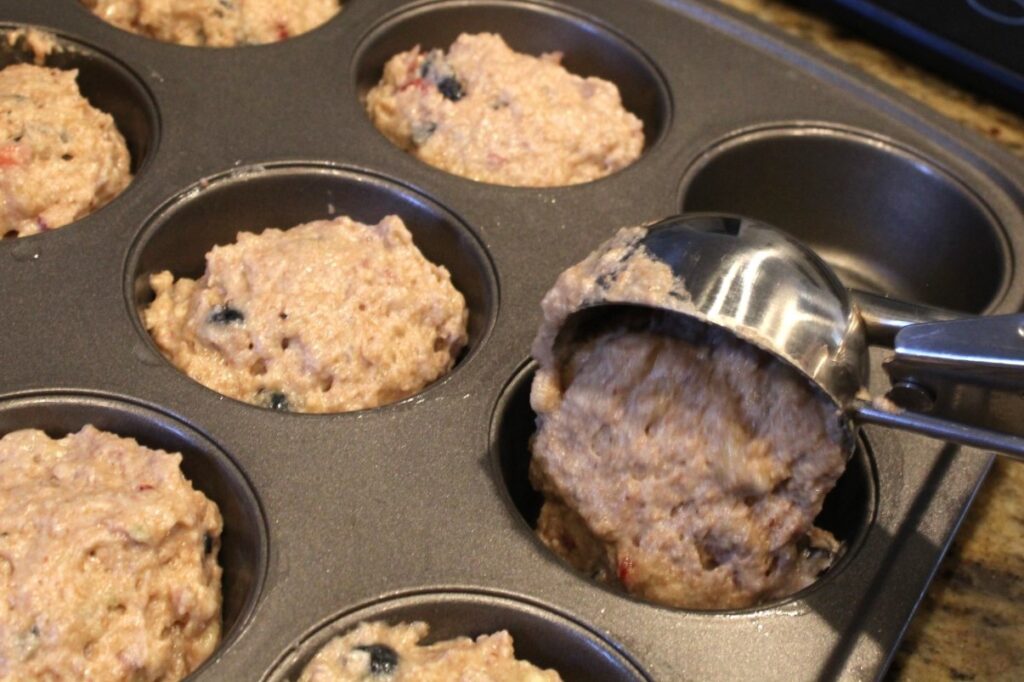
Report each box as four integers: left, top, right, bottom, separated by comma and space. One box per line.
679, 125, 1013, 313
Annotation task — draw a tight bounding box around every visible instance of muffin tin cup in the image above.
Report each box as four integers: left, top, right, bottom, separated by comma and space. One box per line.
352, 0, 674, 173
2, 0, 1024, 679
679, 123, 1015, 313
124, 162, 498, 411
264, 590, 649, 681
0, 391, 268, 675
490, 360, 879, 612
0, 22, 159, 237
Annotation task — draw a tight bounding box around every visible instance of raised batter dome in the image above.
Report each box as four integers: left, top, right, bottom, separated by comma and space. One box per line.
298, 621, 562, 681
0, 426, 222, 680
143, 214, 469, 413
0, 64, 131, 238
366, 33, 643, 187
82, 0, 341, 47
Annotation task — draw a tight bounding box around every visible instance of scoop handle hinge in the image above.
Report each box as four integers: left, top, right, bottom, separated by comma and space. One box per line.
861, 313, 1024, 457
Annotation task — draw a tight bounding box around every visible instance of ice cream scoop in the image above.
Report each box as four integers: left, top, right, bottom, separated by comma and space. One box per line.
549, 214, 1024, 461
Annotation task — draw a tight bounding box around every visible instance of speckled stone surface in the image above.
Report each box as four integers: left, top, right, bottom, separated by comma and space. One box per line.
711, 1, 1024, 680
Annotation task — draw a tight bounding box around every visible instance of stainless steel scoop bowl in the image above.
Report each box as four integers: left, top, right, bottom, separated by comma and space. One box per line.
553, 214, 1024, 461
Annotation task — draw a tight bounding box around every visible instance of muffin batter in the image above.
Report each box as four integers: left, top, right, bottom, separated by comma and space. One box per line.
144, 214, 468, 413
298, 621, 562, 681
529, 231, 847, 610
366, 33, 644, 187
0, 64, 132, 238
83, 0, 341, 46
0, 426, 222, 680
5, 28, 60, 64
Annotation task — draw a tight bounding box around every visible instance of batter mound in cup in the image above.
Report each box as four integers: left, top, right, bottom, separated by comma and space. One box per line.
298, 621, 562, 681
366, 33, 643, 187
0, 64, 131, 238
0, 426, 222, 680
82, 0, 341, 46
144, 214, 468, 413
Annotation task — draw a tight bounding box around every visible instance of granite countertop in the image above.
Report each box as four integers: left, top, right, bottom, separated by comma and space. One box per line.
711, 1, 1024, 679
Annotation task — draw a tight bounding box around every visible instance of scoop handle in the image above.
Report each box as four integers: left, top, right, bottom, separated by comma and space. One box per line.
851, 289, 961, 345
849, 290, 1024, 458
852, 400, 1024, 462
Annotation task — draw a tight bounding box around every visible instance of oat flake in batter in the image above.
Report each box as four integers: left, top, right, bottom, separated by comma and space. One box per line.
366, 33, 644, 187
144, 214, 468, 413
297, 621, 562, 682
83, 0, 341, 46
0, 426, 222, 681
530, 296, 847, 609
0, 64, 132, 238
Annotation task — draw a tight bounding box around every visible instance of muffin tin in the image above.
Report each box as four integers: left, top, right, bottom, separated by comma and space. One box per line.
2, 1, 1023, 679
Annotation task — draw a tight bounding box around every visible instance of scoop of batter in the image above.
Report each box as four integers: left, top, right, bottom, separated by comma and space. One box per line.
366, 33, 644, 187
0, 64, 131, 238
144, 214, 468, 413
297, 621, 562, 681
83, 0, 341, 46
529, 264, 847, 609
0, 426, 222, 680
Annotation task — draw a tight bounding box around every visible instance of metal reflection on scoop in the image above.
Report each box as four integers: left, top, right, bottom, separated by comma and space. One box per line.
552, 214, 1024, 461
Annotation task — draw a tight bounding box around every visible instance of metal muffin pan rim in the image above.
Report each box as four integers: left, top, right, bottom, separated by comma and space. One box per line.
262, 586, 652, 681
121, 159, 500, 416
0, 388, 271, 677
